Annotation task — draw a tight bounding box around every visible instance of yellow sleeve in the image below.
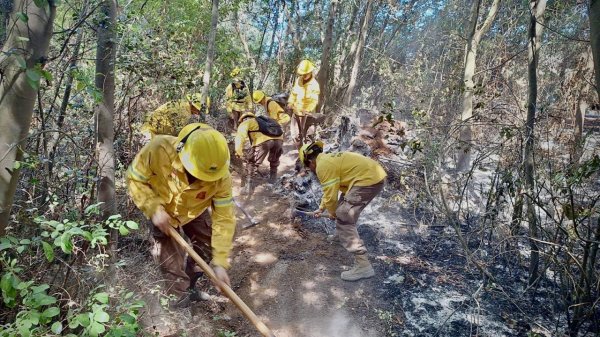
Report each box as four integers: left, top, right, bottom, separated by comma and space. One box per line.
244, 93, 253, 111
234, 122, 250, 157
317, 165, 340, 216
268, 101, 290, 125
126, 143, 164, 218
210, 175, 236, 269
305, 81, 320, 112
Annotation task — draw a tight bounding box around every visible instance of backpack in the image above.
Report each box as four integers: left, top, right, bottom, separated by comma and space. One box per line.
250, 116, 283, 138
268, 93, 289, 109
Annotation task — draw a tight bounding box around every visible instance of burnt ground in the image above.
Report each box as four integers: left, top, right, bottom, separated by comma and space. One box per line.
120, 140, 568, 337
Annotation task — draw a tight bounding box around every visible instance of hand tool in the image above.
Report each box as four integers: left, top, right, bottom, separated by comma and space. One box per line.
167, 226, 276, 337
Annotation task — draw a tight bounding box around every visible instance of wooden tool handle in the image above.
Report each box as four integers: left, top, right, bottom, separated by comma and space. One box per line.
167, 226, 276, 337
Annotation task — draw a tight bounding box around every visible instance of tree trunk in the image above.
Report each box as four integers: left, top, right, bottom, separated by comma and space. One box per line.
343, 0, 374, 106
200, 0, 219, 106
95, 0, 117, 228
0, 0, 13, 45
0, 0, 56, 233
49, 0, 89, 178
456, 0, 501, 171
524, 0, 547, 287
590, 0, 600, 99
234, 9, 257, 94
317, 0, 337, 112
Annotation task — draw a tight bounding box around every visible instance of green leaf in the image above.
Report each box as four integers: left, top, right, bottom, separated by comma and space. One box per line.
26, 75, 40, 90
119, 313, 136, 325
94, 292, 109, 304
17, 12, 28, 22
94, 310, 110, 323
59, 233, 73, 254
42, 306, 60, 319
125, 221, 139, 230
41, 70, 53, 81
89, 321, 106, 337
118, 226, 130, 236
15, 55, 27, 69
41, 241, 55, 262
33, 0, 48, 8
107, 214, 121, 221
26, 68, 41, 82
0, 238, 13, 251
51, 322, 63, 334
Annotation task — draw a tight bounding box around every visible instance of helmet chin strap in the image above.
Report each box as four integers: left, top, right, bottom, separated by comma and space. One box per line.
177, 125, 202, 153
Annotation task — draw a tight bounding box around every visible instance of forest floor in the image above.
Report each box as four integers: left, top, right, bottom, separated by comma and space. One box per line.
119, 137, 566, 337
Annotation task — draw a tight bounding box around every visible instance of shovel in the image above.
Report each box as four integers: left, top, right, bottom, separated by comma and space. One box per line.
166, 226, 276, 337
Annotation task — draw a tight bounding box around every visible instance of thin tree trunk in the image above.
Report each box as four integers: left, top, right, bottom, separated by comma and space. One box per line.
0, 0, 56, 233
48, 0, 89, 178
317, 0, 337, 112
201, 0, 219, 107
456, 0, 501, 171
343, 0, 374, 106
95, 0, 117, 248
524, 0, 547, 287
590, 0, 600, 99
234, 10, 257, 94
277, 10, 286, 92
0, 0, 13, 46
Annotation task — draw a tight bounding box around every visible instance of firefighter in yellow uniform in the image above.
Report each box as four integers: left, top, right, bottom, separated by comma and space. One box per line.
140, 93, 209, 140
235, 112, 284, 193
288, 59, 320, 148
299, 141, 387, 281
252, 90, 290, 127
127, 123, 235, 307
225, 68, 253, 131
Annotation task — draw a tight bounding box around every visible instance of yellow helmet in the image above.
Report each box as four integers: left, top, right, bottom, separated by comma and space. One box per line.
252, 90, 266, 103
299, 141, 324, 165
176, 123, 230, 181
185, 93, 203, 110
297, 59, 315, 75
238, 112, 255, 123
230, 67, 241, 78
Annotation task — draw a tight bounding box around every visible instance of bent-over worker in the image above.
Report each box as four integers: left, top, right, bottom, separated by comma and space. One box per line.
127, 123, 235, 307
299, 141, 386, 281
252, 90, 291, 127
140, 93, 208, 140
235, 112, 284, 193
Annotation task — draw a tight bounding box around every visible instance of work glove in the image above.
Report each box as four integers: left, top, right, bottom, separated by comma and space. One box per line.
151, 206, 174, 236
212, 265, 231, 292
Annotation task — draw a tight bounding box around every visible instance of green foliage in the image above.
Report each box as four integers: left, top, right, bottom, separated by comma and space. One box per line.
0, 209, 143, 336
217, 329, 237, 337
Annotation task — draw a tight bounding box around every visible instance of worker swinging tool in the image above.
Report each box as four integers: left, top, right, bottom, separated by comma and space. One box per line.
299, 141, 387, 281
140, 93, 210, 140
127, 123, 275, 337
225, 67, 253, 132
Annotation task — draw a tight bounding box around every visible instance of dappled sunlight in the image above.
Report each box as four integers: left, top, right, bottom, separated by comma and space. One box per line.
254, 252, 278, 265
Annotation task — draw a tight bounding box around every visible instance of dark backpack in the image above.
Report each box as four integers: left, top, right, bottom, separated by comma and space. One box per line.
269, 93, 289, 109
250, 116, 283, 138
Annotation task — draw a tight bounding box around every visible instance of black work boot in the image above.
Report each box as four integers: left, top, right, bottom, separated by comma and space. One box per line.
169, 287, 210, 309
269, 169, 277, 184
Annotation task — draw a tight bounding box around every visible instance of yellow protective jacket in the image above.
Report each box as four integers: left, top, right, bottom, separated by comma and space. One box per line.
127, 136, 236, 269
235, 118, 283, 157
141, 101, 195, 138
225, 82, 253, 114
316, 152, 387, 216
288, 76, 320, 116
265, 98, 290, 126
